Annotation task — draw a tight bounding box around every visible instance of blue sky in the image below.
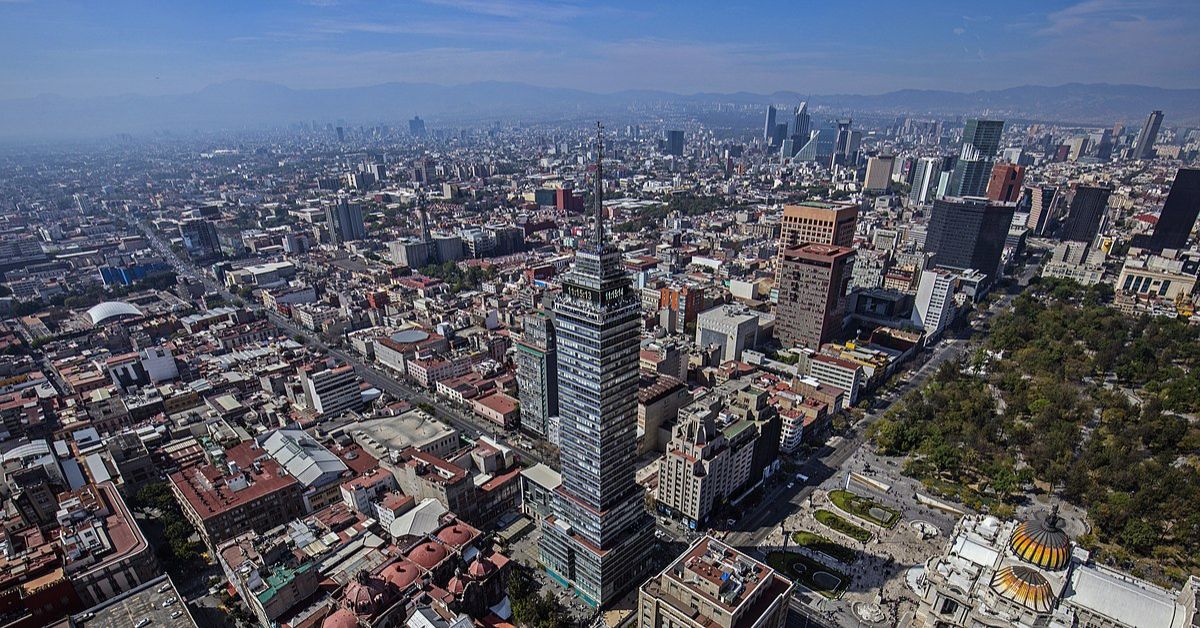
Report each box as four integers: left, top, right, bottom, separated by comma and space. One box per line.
1, 0, 1197, 99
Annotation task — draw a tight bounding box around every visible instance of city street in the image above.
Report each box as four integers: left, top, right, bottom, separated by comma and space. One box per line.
727, 262, 1039, 628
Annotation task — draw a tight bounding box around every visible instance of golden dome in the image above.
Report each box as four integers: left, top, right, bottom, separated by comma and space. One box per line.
991, 565, 1055, 613
1009, 506, 1070, 571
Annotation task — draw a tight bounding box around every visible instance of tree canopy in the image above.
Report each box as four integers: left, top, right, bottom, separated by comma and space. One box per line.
871, 277, 1200, 585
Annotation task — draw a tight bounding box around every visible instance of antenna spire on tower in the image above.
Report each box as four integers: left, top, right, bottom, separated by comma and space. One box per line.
594, 121, 605, 244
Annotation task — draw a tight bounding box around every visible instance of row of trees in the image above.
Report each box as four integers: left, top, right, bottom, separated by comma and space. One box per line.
872, 277, 1200, 584
132, 482, 203, 565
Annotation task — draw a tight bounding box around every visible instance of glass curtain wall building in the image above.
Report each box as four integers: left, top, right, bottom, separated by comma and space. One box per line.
538, 124, 654, 607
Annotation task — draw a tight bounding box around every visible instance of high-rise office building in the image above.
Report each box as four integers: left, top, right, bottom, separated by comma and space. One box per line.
1095, 128, 1115, 160
299, 362, 362, 418
775, 200, 857, 296
763, 105, 777, 144
1026, 185, 1061, 236
1059, 185, 1112, 243
539, 125, 653, 607
778, 201, 858, 251
924, 196, 1016, 280
665, 130, 684, 157
515, 312, 558, 439
912, 269, 960, 339
910, 157, 943, 206
325, 197, 365, 245
1131, 110, 1164, 160
986, 163, 1026, 203
179, 219, 221, 260
949, 119, 1005, 198
408, 115, 426, 136
830, 119, 853, 168
776, 243, 855, 349
1131, 168, 1200, 251
789, 101, 811, 147
863, 155, 896, 192
779, 138, 795, 159
773, 123, 789, 149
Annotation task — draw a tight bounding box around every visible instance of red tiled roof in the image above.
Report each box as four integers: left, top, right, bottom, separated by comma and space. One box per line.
479, 468, 521, 493
474, 392, 518, 415
169, 443, 298, 518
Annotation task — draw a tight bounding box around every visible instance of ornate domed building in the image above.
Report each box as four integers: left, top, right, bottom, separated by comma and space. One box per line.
318, 520, 512, 628
321, 569, 406, 628
916, 507, 1199, 627
1009, 505, 1070, 571
989, 565, 1055, 614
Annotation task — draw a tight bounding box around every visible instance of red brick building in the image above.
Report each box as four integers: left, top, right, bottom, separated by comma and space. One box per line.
986, 163, 1026, 203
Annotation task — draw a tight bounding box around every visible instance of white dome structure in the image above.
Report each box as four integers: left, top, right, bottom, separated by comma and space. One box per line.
86, 301, 143, 326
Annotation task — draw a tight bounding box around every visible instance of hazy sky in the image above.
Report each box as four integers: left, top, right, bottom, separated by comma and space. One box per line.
2, 0, 1198, 99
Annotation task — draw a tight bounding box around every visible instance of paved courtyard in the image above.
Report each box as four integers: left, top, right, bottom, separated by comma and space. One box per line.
759, 445, 966, 626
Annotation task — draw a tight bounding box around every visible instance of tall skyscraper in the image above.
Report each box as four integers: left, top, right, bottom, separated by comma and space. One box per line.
665, 130, 684, 156
924, 196, 1016, 280
539, 124, 653, 607
772, 123, 789, 149
1131, 110, 1164, 160
1095, 128, 1115, 160
776, 244, 855, 349
863, 155, 896, 192
830, 119, 853, 168
325, 197, 365, 245
910, 157, 943, 206
763, 105, 777, 144
1059, 185, 1112, 243
408, 115, 426, 136
949, 119, 1005, 198
1131, 168, 1200, 251
775, 200, 857, 294
1026, 185, 1061, 236
789, 101, 811, 147
515, 312, 558, 439
778, 201, 858, 251
986, 163, 1026, 203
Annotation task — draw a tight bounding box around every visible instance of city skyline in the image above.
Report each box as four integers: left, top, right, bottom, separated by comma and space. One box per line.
1, 2, 1199, 626
2, 0, 1199, 101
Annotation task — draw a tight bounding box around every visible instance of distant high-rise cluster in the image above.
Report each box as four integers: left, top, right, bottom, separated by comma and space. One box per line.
764, 101, 809, 157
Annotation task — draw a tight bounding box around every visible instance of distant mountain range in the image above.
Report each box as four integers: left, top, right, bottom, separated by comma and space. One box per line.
1, 80, 1197, 141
